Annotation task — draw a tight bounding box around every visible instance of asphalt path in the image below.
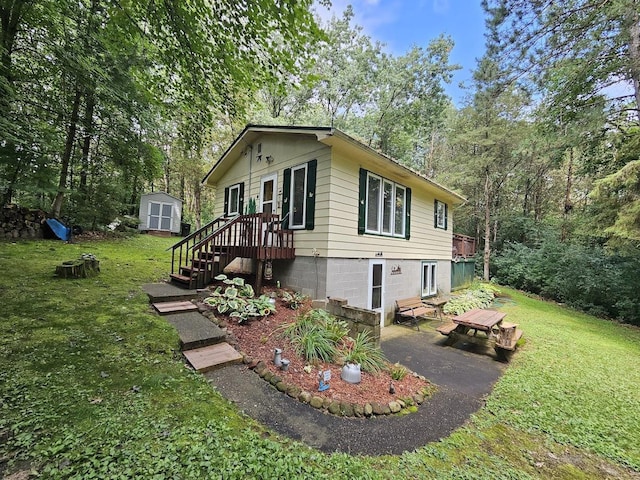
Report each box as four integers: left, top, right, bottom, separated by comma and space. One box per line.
206, 324, 506, 456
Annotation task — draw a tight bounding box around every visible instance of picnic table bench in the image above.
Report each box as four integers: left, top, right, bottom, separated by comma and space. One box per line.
395, 297, 439, 330
436, 308, 523, 359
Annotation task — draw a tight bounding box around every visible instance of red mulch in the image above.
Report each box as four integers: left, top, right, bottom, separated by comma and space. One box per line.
209, 287, 430, 405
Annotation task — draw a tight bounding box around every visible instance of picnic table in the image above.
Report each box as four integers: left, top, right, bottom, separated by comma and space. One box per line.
436, 308, 523, 358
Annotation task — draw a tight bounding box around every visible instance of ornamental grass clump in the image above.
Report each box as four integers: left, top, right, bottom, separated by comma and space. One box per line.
280, 309, 387, 372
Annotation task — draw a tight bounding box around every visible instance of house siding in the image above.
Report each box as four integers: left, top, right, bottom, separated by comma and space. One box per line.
324, 150, 453, 260
212, 132, 331, 257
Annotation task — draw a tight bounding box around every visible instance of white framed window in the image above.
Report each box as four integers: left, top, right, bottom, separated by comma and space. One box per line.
364, 172, 407, 237
227, 184, 241, 216
435, 200, 447, 230
148, 202, 173, 231
421, 261, 437, 297
289, 163, 308, 228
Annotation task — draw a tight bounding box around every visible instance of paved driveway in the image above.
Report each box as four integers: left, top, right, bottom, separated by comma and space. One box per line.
206, 323, 506, 456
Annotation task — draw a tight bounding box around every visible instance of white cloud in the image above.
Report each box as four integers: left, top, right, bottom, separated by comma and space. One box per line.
313, 0, 400, 37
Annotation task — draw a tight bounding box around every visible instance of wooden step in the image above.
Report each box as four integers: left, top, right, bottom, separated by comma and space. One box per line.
183, 342, 243, 372
170, 273, 192, 285
152, 300, 198, 315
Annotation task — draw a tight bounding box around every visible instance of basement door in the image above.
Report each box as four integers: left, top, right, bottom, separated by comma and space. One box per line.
368, 259, 385, 327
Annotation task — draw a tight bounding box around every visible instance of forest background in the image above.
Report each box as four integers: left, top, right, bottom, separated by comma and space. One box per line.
1, 0, 640, 325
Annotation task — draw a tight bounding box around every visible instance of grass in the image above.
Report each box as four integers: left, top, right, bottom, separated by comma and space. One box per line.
0, 235, 639, 478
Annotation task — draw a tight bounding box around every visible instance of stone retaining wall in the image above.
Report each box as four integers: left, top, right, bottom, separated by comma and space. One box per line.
316, 297, 381, 347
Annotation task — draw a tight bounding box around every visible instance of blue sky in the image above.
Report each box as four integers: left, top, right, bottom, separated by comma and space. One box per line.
314, 0, 488, 104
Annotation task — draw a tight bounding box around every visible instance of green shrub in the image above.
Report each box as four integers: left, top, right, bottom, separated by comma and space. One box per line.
493, 239, 640, 325
443, 282, 500, 316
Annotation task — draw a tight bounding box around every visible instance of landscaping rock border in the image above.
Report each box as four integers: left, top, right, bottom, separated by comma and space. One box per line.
241, 354, 431, 418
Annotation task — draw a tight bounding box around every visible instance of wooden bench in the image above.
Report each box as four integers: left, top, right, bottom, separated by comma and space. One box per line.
395, 297, 439, 330
436, 322, 458, 336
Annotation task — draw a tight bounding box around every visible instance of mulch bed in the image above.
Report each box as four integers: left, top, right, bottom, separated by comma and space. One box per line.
199, 287, 432, 410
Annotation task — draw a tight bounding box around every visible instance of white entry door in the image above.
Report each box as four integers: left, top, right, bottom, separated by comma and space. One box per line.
368, 260, 385, 327
260, 174, 277, 214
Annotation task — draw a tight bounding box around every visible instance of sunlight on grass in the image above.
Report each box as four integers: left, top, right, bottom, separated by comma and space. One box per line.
1, 237, 639, 478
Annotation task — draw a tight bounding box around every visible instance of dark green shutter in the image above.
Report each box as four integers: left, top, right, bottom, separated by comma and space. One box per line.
405, 188, 411, 240
305, 159, 317, 230
282, 168, 291, 228
224, 187, 229, 216
444, 202, 448, 230
358, 168, 367, 234
239, 183, 244, 215
434, 199, 438, 229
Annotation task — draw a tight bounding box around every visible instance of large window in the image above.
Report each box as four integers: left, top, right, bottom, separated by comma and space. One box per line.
148, 202, 172, 231
283, 159, 317, 230
362, 171, 408, 238
421, 261, 437, 297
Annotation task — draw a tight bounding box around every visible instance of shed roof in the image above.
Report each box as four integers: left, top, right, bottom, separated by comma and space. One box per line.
140, 191, 183, 203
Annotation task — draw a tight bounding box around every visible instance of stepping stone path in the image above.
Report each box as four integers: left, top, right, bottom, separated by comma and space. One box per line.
142, 283, 242, 371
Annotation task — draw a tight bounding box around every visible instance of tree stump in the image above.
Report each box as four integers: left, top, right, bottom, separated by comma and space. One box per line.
55, 255, 100, 278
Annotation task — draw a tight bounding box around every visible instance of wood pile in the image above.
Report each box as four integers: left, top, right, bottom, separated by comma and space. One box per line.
1, 204, 47, 240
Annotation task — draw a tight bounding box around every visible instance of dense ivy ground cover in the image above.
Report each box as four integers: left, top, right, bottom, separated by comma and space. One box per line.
0, 235, 638, 479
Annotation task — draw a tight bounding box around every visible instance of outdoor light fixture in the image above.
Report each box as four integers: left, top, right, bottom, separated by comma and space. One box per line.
266, 155, 274, 164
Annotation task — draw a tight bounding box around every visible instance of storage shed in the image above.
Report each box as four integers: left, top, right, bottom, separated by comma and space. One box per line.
138, 191, 182, 234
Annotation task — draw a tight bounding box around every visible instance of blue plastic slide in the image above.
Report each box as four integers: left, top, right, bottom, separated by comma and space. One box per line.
45, 218, 72, 241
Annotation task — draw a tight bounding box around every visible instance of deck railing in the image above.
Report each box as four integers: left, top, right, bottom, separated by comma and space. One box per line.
170, 213, 295, 284
452, 233, 476, 258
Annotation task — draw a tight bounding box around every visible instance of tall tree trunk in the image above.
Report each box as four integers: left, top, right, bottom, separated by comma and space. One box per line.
51, 87, 82, 218
483, 171, 491, 281
194, 180, 202, 229
627, 7, 640, 116
561, 148, 574, 242
79, 90, 95, 194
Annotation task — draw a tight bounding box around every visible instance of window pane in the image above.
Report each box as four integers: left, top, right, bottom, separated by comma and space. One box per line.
430, 264, 437, 295
292, 167, 306, 227
394, 186, 405, 236
229, 187, 239, 214
149, 216, 159, 229
160, 217, 171, 230
372, 264, 382, 310
372, 287, 382, 309
366, 175, 380, 232
382, 181, 393, 234
436, 201, 446, 228
161, 204, 172, 217
150, 202, 160, 216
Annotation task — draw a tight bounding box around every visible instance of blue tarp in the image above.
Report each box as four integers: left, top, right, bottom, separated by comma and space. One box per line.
45, 218, 72, 241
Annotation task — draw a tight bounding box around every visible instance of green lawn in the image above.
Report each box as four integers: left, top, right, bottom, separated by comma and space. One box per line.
1, 235, 638, 479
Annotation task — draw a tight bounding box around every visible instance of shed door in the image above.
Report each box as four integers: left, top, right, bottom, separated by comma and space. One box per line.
149, 202, 172, 231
